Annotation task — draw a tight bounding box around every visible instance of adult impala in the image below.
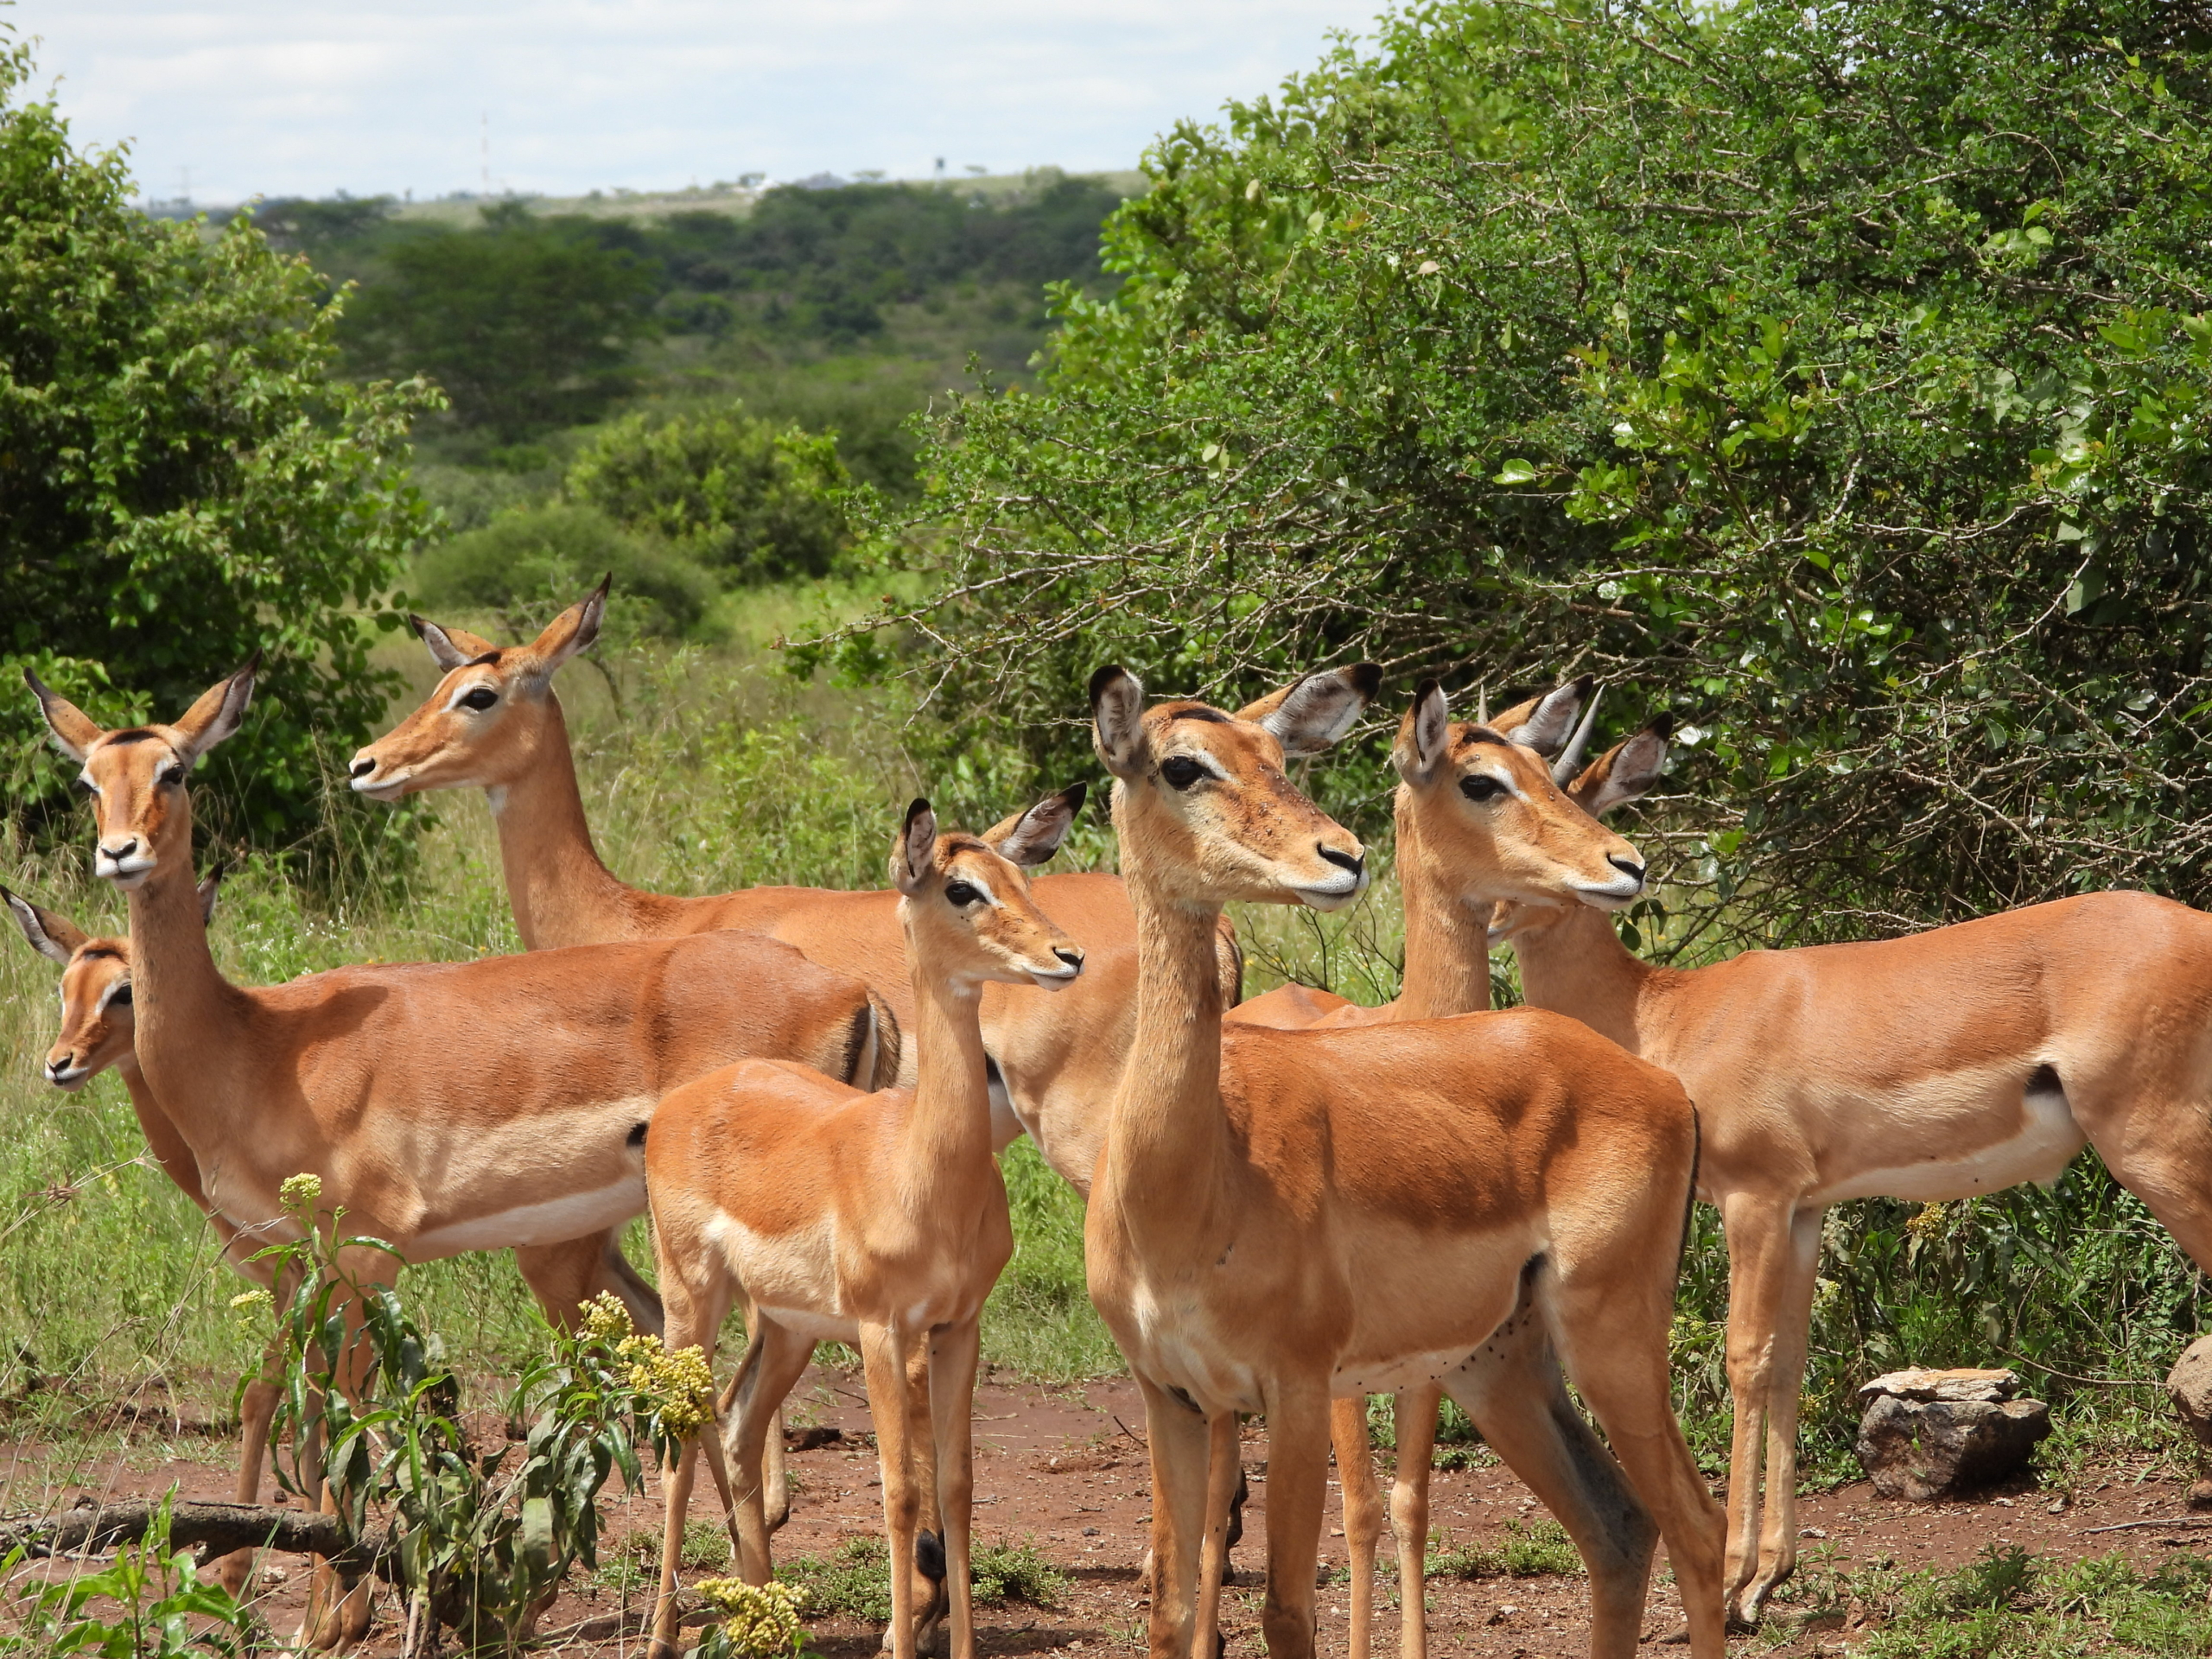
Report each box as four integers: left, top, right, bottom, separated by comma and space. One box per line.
1082, 665, 1726, 1659
1494, 702, 2212, 1625
647, 792, 1084, 1659
29, 659, 897, 1646
4, 875, 287, 1599
346, 582, 1241, 1129
1223, 677, 1637, 1659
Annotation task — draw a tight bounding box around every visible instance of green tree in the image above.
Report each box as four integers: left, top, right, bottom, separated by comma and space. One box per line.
0, 29, 438, 861
564, 405, 854, 583
343, 203, 658, 440
851, 0, 2212, 948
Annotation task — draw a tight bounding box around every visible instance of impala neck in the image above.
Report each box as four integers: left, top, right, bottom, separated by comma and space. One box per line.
1508, 901, 1654, 1053
486, 692, 639, 949
1103, 833, 1229, 1236
899, 928, 997, 1199
124, 808, 242, 1084
1393, 797, 1493, 1020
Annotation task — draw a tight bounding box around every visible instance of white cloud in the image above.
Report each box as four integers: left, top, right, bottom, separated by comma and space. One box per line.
15, 0, 1380, 205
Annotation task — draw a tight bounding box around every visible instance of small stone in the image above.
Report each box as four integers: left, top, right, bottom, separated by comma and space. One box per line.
1854, 1379, 2051, 1501
2168, 1338, 2212, 1449
2186, 1480, 2212, 1513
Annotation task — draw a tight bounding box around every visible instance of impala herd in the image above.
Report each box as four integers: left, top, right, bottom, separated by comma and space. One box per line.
10, 579, 2212, 1659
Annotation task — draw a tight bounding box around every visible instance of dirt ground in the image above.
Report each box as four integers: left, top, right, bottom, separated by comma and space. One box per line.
5, 1363, 2209, 1656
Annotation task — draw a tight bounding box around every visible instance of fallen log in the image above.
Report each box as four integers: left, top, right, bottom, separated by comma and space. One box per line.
0, 1498, 397, 1584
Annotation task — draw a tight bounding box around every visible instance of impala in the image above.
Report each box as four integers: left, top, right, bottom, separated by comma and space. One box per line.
4, 874, 286, 1598
1488, 705, 2212, 1626
1083, 665, 1726, 1659
645, 792, 1085, 1659
1221, 677, 1639, 1659
28, 659, 898, 1647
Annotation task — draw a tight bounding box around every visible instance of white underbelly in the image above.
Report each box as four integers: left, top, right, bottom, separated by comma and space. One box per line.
411, 1174, 647, 1257
1812, 1085, 2086, 1205
1332, 1349, 1477, 1399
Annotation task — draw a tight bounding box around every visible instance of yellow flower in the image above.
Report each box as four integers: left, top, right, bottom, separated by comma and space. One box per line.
1905, 1201, 1950, 1245
579, 1293, 633, 1346
229, 1288, 272, 1311
279, 1173, 323, 1213
695, 1578, 804, 1656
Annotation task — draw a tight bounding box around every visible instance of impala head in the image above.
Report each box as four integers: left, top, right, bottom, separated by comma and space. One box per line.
1393, 675, 1649, 912
4, 872, 222, 1088
892, 791, 1087, 991
347, 577, 607, 801
1491, 709, 1675, 944
28, 660, 256, 890
1088, 664, 1376, 911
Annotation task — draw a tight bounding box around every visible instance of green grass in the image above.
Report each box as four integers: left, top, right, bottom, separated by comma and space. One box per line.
1759, 1542, 2212, 1656
1425, 1519, 1584, 1581
776, 1535, 1065, 1620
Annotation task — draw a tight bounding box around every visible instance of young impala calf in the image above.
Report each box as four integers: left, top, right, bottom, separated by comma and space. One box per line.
1083, 665, 1726, 1659
645, 792, 1086, 1659
4, 876, 285, 1597
28, 660, 898, 1649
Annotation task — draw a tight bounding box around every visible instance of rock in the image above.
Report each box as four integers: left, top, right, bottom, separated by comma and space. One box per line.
2188, 1480, 2212, 1514
2165, 1337, 2212, 1448
1854, 1370, 2050, 1500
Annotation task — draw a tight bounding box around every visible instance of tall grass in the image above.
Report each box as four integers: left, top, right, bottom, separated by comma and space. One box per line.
0, 600, 2203, 1481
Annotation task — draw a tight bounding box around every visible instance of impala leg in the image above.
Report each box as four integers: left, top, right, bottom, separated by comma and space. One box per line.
728, 1321, 819, 1583
861, 1320, 926, 1659
1445, 1331, 1656, 1657
1333, 1397, 1382, 1659
1261, 1378, 1332, 1659
722, 1297, 792, 1535
887, 1340, 949, 1656
649, 1230, 736, 1659
305, 1284, 378, 1653
212, 1340, 283, 1599
1135, 1371, 1211, 1659
1714, 1192, 1796, 1619
1194, 1409, 1243, 1659
1544, 1261, 1727, 1659
927, 1319, 983, 1659
1390, 1387, 1440, 1659
1738, 1207, 1826, 1627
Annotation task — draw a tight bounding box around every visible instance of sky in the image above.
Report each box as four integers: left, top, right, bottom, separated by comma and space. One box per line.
16, 0, 1380, 208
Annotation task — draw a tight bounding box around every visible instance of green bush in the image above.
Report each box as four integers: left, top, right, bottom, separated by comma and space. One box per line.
857, 0, 2212, 947
410, 505, 715, 640
565, 405, 855, 584
0, 28, 436, 861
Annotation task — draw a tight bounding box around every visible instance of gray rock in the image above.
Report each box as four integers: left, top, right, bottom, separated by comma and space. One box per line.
1854, 1374, 2050, 1501
2166, 1337, 2212, 1448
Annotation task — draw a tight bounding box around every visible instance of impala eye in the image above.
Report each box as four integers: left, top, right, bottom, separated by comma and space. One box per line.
1160, 756, 1205, 791
1459, 774, 1507, 804
109, 984, 132, 1007
158, 764, 187, 787
459, 687, 499, 712
944, 881, 981, 907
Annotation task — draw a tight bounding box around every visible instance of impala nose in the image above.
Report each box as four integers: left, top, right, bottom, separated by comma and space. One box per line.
348, 755, 377, 779
100, 838, 139, 862
1318, 844, 1364, 878
1054, 947, 1084, 971
1609, 855, 1647, 888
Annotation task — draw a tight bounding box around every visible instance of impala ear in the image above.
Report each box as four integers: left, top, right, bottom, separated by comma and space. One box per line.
1498, 674, 1591, 758
1570, 714, 1674, 817
3, 887, 86, 964
525, 575, 609, 676
1243, 664, 1382, 757
23, 670, 104, 762
173, 656, 258, 763
1090, 666, 1148, 779
1393, 681, 1452, 785
196, 862, 226, 927
986, 783, 1085, 868
893, 798, 938, 893
411, 615, 498, 671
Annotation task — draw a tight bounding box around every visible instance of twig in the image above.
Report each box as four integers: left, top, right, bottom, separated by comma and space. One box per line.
0, 1497, 398, 1583
2081, 1516, 2212, 1536
1112, 1416, 1148, 1451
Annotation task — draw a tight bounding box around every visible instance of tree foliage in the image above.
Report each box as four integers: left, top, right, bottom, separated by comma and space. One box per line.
341, 203, 658, 441
565, 404, 854, 583
0, 30, 437, 861
861, 0, 2212, 947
